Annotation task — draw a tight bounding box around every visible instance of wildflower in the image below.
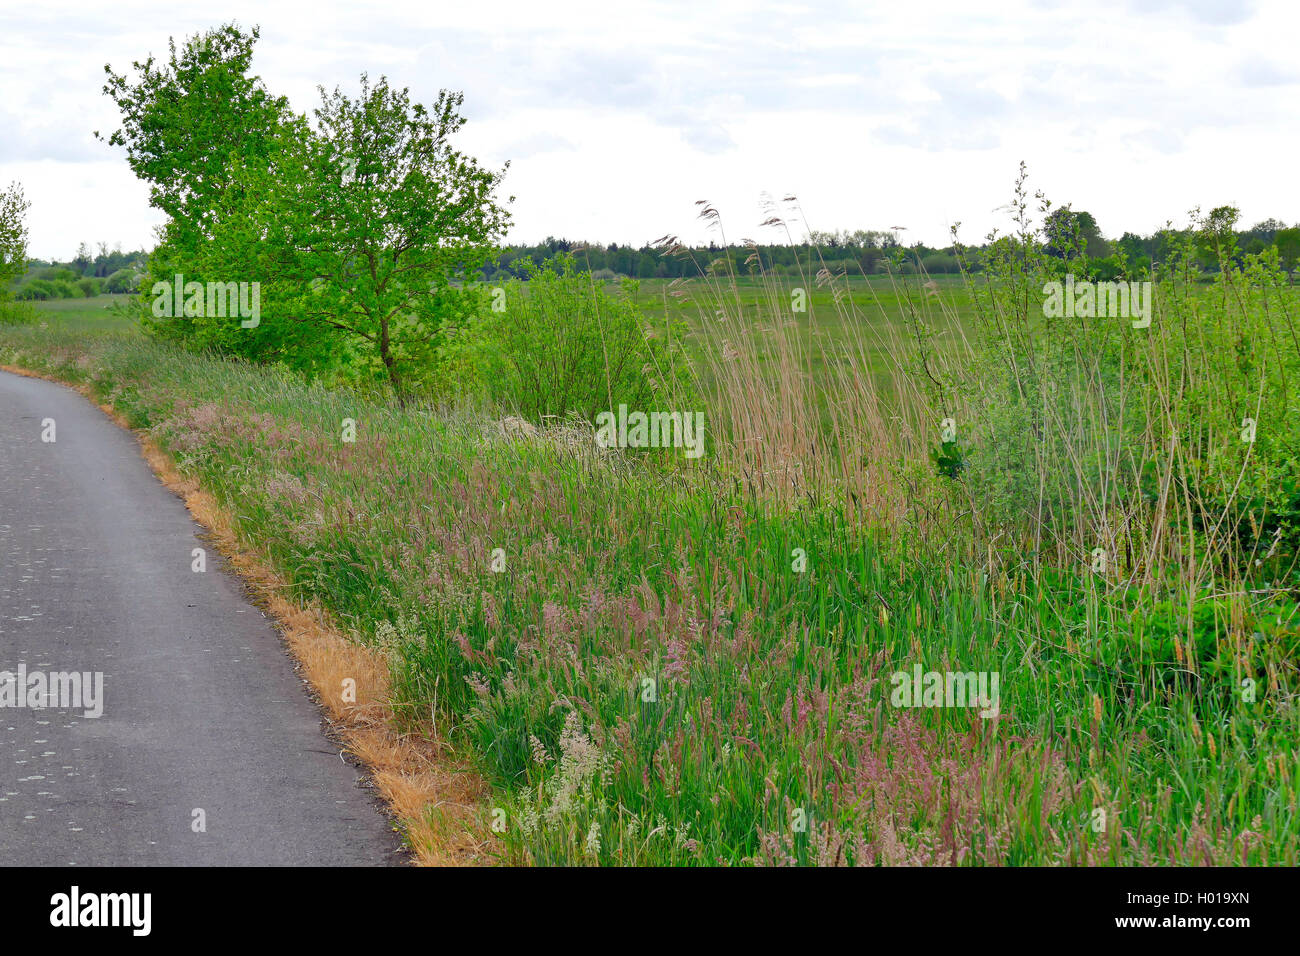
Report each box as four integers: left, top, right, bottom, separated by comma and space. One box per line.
674, 822, 693, 849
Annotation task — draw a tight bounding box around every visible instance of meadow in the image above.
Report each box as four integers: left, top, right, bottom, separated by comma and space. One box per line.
3, 244, 1296, 866
3, 293, 137, 333
632, 273, 975, 391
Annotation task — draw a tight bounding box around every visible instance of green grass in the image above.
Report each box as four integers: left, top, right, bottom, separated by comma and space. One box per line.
8, 248, 1299, 867
2, 312, 1296, 865
628, 273, 976, 384
17, 294, 139, 333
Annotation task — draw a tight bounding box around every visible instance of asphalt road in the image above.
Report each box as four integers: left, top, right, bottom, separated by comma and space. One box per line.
0, 369, 401, 865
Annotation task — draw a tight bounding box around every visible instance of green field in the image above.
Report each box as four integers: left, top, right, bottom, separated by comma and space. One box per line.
4, 255, 1297, 866
2, 3, 1298, 882
15, 294, 138, 333
25, 278, 976, 390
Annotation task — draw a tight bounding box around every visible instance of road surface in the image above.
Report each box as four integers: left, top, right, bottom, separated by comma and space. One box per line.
0, 369, 401, 865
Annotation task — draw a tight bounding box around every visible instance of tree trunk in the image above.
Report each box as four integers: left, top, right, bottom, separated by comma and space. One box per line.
379, 318, 405, 408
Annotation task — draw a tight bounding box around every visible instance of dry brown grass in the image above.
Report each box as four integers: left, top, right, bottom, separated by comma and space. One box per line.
2, 363, 493, 866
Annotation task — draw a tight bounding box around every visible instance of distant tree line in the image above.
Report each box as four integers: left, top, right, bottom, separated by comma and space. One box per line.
487, 213, 1300, 282
10, 242, 149, 299
1040, 206, 1300, 280
484, 231, 921, 281
8, 204, 1297, 307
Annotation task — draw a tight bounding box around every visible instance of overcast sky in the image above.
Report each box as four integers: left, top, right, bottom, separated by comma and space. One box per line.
1, 0, 1296, 260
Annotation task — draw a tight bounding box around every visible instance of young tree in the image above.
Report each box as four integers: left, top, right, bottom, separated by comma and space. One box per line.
1196, 204, 1241, 269
0, 182, 30, 297
101, 22, 306, 350
103, 26, 510, 400
72, 242, 92, 275
227, 74, 511, 400
100, 24, 296, 251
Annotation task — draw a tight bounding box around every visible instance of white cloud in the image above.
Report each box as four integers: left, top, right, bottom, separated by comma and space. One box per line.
1, 0, 1297, 259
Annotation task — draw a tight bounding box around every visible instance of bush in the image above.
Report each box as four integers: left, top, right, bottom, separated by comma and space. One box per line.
17, 278, 56, 300
1087, 254, 1125, 281
463, 254, 693, 423
948, 192, 1300, 580
920, 253, 960, 275
0, 299, 37, 325
76, 276, 100, 297
103, 268, 140, 294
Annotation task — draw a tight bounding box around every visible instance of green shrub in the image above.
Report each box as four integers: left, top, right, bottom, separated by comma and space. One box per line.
103, 268, 140, 294
463, 254, 693, 423
920, 253, 960, 275
15, 279, 53, 300
0, 299, 37, 325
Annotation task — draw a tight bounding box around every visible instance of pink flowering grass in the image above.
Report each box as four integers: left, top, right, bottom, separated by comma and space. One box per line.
3, 238, 1297, 866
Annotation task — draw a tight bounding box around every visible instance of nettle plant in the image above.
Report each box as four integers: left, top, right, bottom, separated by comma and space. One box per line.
944, 169, 1142, 560
940, 168, 1299, 585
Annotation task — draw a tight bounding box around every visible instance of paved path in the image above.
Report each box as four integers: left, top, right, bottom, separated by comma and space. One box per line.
0, 369, 401, 865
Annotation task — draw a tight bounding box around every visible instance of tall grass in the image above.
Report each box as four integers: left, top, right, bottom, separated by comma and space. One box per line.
674, 181, 1299, 690
2, 181, 1297, 864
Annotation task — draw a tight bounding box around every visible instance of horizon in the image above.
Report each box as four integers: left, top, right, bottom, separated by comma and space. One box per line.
3, 0, 1298, 260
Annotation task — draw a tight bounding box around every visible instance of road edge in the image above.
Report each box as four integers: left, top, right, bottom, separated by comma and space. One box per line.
1, 363, 493, 867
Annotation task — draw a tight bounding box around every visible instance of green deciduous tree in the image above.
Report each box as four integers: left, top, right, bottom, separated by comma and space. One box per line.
1276, 227, 1300, 273
102, 24, 310, 357
100, 24, 296, 252
102, 26, 511, 402
1043, 207, 1106, 259
0, 182, 30, 297
295, 76, 510, 399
